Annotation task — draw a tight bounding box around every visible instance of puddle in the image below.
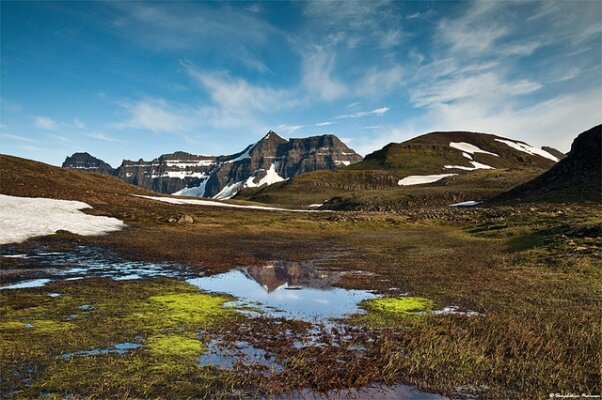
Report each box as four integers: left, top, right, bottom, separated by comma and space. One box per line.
187, 263, 377, 322
283, 384, 448, 400
60, 342, 141, 359
199, 338, 283, 373
430, 306, 483, 317
0, 245, 198, 288
0, 247, 376, 322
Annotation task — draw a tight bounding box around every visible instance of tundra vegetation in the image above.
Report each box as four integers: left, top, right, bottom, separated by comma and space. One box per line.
0, 155, 600, 399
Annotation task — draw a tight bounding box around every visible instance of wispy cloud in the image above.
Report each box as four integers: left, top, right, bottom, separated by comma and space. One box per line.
301, 50, 347, 101
277, 124, 304, 134
315, 121, 333, 127
411, 72, 541, 107
34, 116, 59, 130
85, 132, 122, 143
356, 66, 404, 97
73, 118, 86, 129
182, 61, 295, 112
114, 98, 195, 134
1, 133, 34, 142
336, 107, 390, 119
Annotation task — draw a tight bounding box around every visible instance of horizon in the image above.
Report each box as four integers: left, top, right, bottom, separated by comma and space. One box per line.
1, 1, 601, 166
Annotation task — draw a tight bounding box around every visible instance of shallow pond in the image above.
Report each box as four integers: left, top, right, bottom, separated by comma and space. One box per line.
1, 246, 377, 322
187, 265, 377, 321
0, 245, 449, 399
0, 245, 197, 287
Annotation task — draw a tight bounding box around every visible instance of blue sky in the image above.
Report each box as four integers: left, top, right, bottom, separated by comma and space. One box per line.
1, 1, 601, 166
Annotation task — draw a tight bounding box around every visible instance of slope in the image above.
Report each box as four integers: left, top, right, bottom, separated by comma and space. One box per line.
494, 125, 601, 203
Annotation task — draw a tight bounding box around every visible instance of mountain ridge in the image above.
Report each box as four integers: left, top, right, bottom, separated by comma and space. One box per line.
62, 131, 363, 198
237, 129, 570, 210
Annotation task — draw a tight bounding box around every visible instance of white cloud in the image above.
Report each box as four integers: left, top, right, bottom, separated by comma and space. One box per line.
34, 116, 58, 130
73, 118, 86, 129
277, 124, 304, 134
356, 66, 404, 97
553, 67, 580, 82
315, 121, 333, 127
182, 61, 294, 112
336, 107, 390, 119
358, 88, 601, 155
85, 132, 122, 143
379, 30, 403, 48
1, 133, 34, 142
114, 99, 194, 134
301, 50, 347, 101
411, 72, 542, 107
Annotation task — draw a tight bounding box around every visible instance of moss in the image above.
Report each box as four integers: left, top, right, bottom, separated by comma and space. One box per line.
132, 292, 237, 331
0, 319, 74, 334
30, 320, 76, 334
361, 297, 434, 314
0, 321, 28, 330
146, 334, 203, 357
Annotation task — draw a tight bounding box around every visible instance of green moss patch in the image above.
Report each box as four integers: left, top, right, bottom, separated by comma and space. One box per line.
357, 297, 435, 326
147, 334, 204, 357
361, 297, 434, 314
150, 293, 233, 324
0, 278, 244, 398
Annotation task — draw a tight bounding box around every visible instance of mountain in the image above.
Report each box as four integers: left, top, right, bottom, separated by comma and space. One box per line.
353, 131, 559, 173
62, 131, 362, 199
237, 131, 563, 210
116, 151, 222, 195
241, 261, 343, 293
494, 125, 601, 203
62, 152, 115, 175
541, 146, 566, 161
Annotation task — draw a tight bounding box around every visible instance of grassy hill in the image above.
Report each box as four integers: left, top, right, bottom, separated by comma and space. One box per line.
237, 131, 560, 210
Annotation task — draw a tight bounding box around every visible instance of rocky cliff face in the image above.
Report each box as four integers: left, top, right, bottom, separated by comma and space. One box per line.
115, 152, 222, 194
62, 131, 363, 198
62, 152, 114, 175
196, 131, 363, 199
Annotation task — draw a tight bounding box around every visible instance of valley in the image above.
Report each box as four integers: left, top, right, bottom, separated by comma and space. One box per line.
1, 125, 600, 399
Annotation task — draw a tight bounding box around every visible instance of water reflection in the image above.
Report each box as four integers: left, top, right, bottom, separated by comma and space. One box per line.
187, 264, 377, 322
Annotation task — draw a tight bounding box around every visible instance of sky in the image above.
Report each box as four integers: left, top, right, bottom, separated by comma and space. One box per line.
1, 1, 601, 166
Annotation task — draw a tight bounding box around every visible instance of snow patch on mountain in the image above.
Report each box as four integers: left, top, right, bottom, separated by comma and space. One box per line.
444, 161, 495, 171
398, 174, 457, 186
225, 144, 253, 164
213, 181, 244, 200
163, 171, 207, 179
0, 194, 126, 244
245, 163, 286, 188
494, 139, 559, 162
173, 176, 210, 197
449, 142, 499, 157
135, 195, 321, 213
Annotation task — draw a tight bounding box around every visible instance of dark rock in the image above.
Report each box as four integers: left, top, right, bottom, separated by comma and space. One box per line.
62, 152, 114, 175
494, 124, 601, 203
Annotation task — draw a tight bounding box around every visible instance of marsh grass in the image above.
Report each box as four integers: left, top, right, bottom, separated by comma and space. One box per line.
1, 155, 601, 398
